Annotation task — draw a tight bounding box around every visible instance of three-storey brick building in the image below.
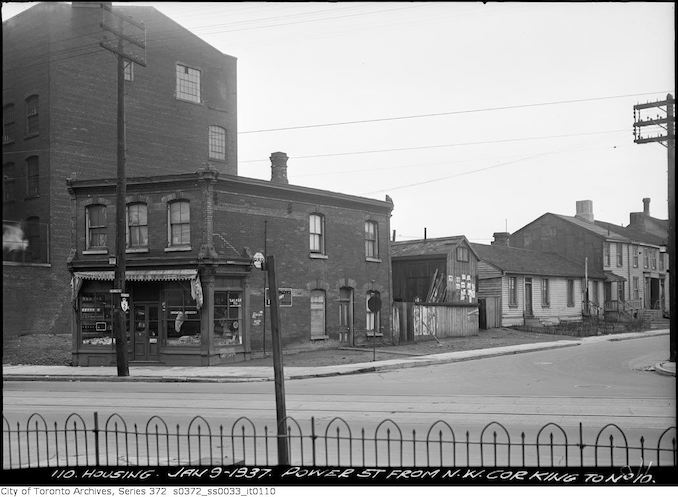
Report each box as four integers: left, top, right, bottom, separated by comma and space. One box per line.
3, 2, 237, 338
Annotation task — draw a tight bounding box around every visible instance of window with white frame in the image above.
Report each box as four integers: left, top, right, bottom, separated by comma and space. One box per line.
168, 200, 190, 247
508, 277, 517, 306
616, 243, 623, 267
604, 243, 611, 266
309, 213, 325, 254
208, 125, 226, 161
25, 95, 39, 136
176, 64, 201, 103
126, 203, 148, 248
86, 204, 107, 250
365, 220, 378, 258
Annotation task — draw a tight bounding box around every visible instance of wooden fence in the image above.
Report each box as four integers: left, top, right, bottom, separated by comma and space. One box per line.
393, 302, 479, 342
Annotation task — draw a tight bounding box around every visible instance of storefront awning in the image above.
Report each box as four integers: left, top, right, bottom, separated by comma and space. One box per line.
604, 271, 626, 283
71, 269, 203, 309
73, 269, 198, 281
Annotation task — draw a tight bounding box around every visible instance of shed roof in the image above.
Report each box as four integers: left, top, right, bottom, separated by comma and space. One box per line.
391, 235, 479, 259
470, 243, 603, 279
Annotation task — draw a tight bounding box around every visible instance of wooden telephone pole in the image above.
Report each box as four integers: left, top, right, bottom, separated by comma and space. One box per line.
99, 4, 146, 375
633, 94, 676, 362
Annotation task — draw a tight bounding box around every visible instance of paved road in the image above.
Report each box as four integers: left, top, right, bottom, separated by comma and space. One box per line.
3, 335, 675, 467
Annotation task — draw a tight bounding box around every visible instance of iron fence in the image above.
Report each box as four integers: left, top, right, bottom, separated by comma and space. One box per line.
3, 413, 676, 469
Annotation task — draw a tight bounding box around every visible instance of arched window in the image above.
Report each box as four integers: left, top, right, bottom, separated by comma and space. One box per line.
366, 290, 381, 334
310, 289, 326, 339
25, 95, 39, 136
168, 200, 190, 247
208, 125, 226, 161
126, 202, 148, 248
86, 204, 107, 250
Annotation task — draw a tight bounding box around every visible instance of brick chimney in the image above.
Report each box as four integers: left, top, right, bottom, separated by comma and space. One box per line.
491, 232, 510, 246
575, 200, 594, 223
642, 197, 650, 215
270, 152, 289, 184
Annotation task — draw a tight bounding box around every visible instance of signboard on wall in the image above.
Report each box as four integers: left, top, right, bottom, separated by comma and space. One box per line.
265, 288, 293, 307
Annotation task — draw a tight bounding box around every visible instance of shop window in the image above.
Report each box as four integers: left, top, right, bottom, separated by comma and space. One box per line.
214, 290, 242, 346
310, 290, 326, 339
168, 200, 190, 247
366, 290, 381, 335
86, 204, 108, 250
126, 202, 148, 248
165, 286, 200, 346
80, 292, 114, 346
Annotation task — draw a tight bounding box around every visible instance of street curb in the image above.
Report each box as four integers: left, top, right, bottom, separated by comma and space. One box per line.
2, 329, 668, 384
654, 362, 676, 377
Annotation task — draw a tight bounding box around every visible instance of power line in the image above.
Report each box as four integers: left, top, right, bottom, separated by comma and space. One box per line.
238, 92, 669, 134
239, 129, 629, 163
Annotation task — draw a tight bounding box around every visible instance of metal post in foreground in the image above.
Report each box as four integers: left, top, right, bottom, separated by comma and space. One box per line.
266, 255, 289, 465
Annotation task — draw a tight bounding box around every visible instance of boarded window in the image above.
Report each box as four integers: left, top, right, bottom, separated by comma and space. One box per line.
310, 290, 325, 338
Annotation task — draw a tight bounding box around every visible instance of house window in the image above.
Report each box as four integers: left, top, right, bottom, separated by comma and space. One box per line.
365, 221, 378, 259
176, 64, 201, 103
123, 60, 134, 81
567, 279, 575, 307
643, 248, 649, 269
168, 200, 190, 247
633, 276, 639, 300
592, 281, 599, 305
617, 281, 625, 301
3, 104, 15, 144
86, 204, 107, 250
126, 203, 148, 249
632, 245, 639, 268
25, 95, 39, 136
25, 216, 41, 262
310, 290, 326, 339
650, 249, 657, 270
508, 277, 517, 306
309, 213, 325, 254
541, 278, 550, 307
3, 163, 15, 202
456, 246, 469, 262
616, 243, 623, 267
604, 243, 611, 266
659, 252, 665, 271
366, 291, 381, 335
25, 156, 39, 197
208, 126, 226, 161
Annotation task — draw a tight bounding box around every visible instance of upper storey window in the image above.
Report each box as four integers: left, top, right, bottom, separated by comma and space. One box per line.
309, 213, 325, 255
25, 95, 39, 136
168, 200, 191, 247
176, 64, 201, 103
208, 126, 226, 161
3, 104, 15, 144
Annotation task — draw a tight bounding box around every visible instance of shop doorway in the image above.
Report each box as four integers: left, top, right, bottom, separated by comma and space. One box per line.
132, 303, 160, 361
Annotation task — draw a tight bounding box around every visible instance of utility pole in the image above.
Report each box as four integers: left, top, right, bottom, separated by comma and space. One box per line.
100, 4, 146, 376
633, 94, 676, 362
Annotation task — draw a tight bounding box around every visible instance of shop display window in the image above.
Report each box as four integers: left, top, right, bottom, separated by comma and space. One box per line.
165, 287, 200, 346
80, 292, 113, 346
214, 290, 242, 346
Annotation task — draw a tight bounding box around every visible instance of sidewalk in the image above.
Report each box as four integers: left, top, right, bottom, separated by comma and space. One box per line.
2, 329, 671, 383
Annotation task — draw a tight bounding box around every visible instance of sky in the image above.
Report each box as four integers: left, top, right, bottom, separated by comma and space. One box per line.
2, 2, 675, 244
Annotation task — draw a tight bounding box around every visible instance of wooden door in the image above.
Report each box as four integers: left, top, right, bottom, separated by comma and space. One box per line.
524, 278, 533, 316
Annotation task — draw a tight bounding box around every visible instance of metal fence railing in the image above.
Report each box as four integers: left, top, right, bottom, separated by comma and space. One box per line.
3, 413, 676, 469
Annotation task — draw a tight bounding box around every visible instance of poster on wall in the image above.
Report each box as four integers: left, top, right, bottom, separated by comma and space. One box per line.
265, 288, 293, 307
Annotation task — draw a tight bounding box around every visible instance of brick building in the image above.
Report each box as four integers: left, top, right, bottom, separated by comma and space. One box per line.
3, 2, 237, 337
67, 156, 393, 366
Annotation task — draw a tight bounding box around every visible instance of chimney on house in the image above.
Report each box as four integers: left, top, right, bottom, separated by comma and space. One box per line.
575, 200, 594, 223
270, 152, 289, 184
492, 232, 510, 246
642, 197, 650, 215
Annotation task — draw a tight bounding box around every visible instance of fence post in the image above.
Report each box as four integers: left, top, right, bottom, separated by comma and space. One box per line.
310, 417, 317, 467
579, 422, 584, 467
93, 412, 100, 467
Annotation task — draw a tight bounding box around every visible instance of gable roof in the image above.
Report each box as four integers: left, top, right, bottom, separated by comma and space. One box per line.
594, 220, 667, 246
470, 243, 604, 279
391, 236, 478, 259
551, 214, 629, 241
